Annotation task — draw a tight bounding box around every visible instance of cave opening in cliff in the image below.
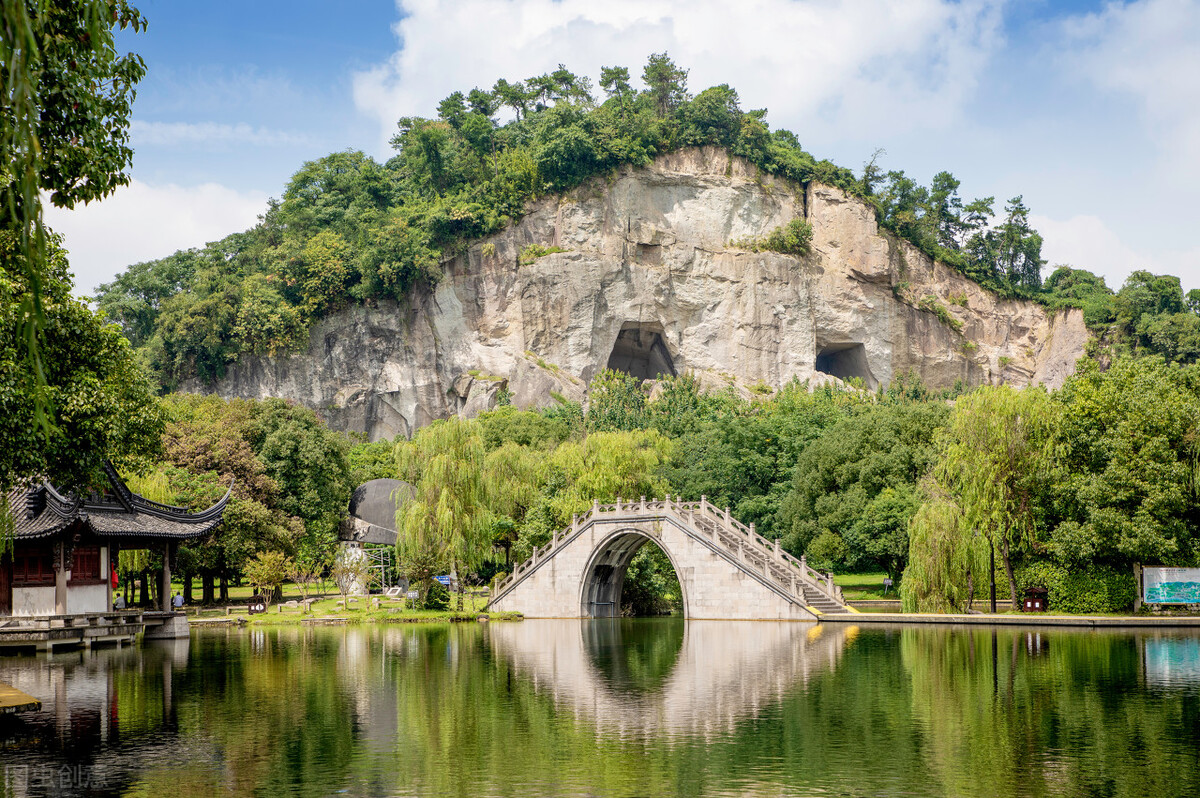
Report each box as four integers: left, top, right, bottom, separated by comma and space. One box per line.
815, 343, 877, 389
607, 322, 676, 381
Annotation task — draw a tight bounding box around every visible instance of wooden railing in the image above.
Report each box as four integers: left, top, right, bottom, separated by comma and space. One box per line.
491, 495, 847, 609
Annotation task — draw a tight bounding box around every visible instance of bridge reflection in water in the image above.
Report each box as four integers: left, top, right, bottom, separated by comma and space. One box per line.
488, 619, 854, 741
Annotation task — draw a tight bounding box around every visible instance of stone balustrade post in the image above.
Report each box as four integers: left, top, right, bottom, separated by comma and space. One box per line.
593, 499, 600, 514
572, 514, 579, 533
617, 497, 622, 510
800, 554, 807, 574
773, 538, 780, 556
750, 522, 756, 538
641, 496, 646, 512
724, 506, 731, 526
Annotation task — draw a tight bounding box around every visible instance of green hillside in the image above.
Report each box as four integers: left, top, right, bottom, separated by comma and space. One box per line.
92, 55, 1124, 391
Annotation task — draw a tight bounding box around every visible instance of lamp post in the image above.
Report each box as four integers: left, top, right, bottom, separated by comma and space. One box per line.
989, 539, 997, 614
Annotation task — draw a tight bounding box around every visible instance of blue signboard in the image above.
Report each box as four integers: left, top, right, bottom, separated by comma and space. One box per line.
1144, 567, 1200, 604
433, 575, 453, 586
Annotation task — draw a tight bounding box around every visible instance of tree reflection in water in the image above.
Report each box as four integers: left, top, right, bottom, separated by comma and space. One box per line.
0, 624, 1196, 797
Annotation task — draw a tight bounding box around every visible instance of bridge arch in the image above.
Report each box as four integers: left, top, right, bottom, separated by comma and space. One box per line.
578, 528, 690, 618
490, 497, 852, 620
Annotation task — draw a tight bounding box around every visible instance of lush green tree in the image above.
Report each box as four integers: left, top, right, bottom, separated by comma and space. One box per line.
599, 65, 632, 109
992, 196, 1044, 291
662, 382, 864, 538
2, 1, 145, 363
2, 0, 148, 480
491, 78, 530, 121
642, 53, 689, 116
902, 386, 1056, 609
900, 490, 987, 613
249, 398, 354, 566
0, 233, 164, 494
680, 85, 743, 149
778, 401, 949, 573
159, 394, 344, 601
347, 438, 397, 484
394, 418, 496, 609
245, 550, 292, 603
1045, 357, 1200, 566
586, 369, 648, 431
94, 249, 203, 347
1041, 266, 1114, 328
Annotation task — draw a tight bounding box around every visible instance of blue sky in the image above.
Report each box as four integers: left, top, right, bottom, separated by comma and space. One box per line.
47, 0, 1200, 295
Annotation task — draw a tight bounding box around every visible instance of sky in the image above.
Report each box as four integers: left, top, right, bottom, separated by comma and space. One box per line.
45, 0, 1200, 296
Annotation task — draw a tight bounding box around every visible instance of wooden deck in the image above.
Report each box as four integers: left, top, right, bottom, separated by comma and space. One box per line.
0, 682, 41, 714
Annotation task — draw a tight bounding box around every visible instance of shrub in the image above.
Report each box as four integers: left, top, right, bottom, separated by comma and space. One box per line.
731, 218, 814, 257
918, 295, 964, 332
424, 580, 450, 610
1015, 560, 1136, 614
806, 530, 848, 572
518, 243, 567, 265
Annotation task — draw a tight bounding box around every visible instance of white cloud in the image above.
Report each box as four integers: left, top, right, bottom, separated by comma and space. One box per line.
1033, 213, 1200, 292
353, 0, 1005, 154
43, 180, 269, 296
1061, 0, 1200, 184
131, 120, 312, 148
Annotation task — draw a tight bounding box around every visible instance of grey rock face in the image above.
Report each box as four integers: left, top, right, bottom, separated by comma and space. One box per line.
194, 147, 1088, 440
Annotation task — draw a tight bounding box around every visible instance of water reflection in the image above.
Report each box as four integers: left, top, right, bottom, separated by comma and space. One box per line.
489, 619, 849, 740
0, 639, 195, 796
1144, 633, 1200, 688
0, 623, 1197, 797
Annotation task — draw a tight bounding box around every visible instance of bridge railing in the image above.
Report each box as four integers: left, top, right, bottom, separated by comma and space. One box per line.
669, 496, 845, 606
490, 495, 846, 607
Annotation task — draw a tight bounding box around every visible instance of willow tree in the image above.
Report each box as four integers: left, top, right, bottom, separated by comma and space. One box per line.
394, 418, 511, 610
902, 386, 1055, 611
901, 489, 988, 613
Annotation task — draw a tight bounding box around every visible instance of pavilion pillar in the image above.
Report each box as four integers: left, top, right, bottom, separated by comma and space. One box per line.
54, 541, 68, 615
160, 542, 174, 612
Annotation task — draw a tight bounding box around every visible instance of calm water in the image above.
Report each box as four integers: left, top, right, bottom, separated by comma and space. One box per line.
2, 620, 1199, 797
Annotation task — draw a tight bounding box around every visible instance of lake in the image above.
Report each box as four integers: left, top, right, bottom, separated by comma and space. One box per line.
2, 620, 1199, 797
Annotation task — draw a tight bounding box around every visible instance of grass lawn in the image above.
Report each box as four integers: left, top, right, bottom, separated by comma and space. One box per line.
833, 572, 899, 601
170, 580, 508, 625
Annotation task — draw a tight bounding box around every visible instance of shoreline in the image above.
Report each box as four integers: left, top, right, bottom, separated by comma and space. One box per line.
188, 610, 521, 628
821, 612, 1200, 628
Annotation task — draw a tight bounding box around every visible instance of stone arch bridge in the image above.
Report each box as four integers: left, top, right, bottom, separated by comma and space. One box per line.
489, 497, 855, 619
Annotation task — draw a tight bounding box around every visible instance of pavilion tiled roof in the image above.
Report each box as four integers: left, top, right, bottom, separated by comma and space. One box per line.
5, 463, 229, 543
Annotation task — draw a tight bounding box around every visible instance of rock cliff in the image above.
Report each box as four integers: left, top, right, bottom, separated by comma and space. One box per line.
196, 148, 1088, 440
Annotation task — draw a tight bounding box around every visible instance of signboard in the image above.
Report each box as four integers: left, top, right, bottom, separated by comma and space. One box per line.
406, 591, 419, 601
247, 596, 268, 615
433, 575, 453, 586
1143, 567, 1200, 604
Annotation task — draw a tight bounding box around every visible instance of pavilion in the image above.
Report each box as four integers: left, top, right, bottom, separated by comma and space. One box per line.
2, 462, 229, 618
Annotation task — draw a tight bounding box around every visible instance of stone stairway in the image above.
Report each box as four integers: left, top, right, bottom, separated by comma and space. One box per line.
492, 495, 855, 615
